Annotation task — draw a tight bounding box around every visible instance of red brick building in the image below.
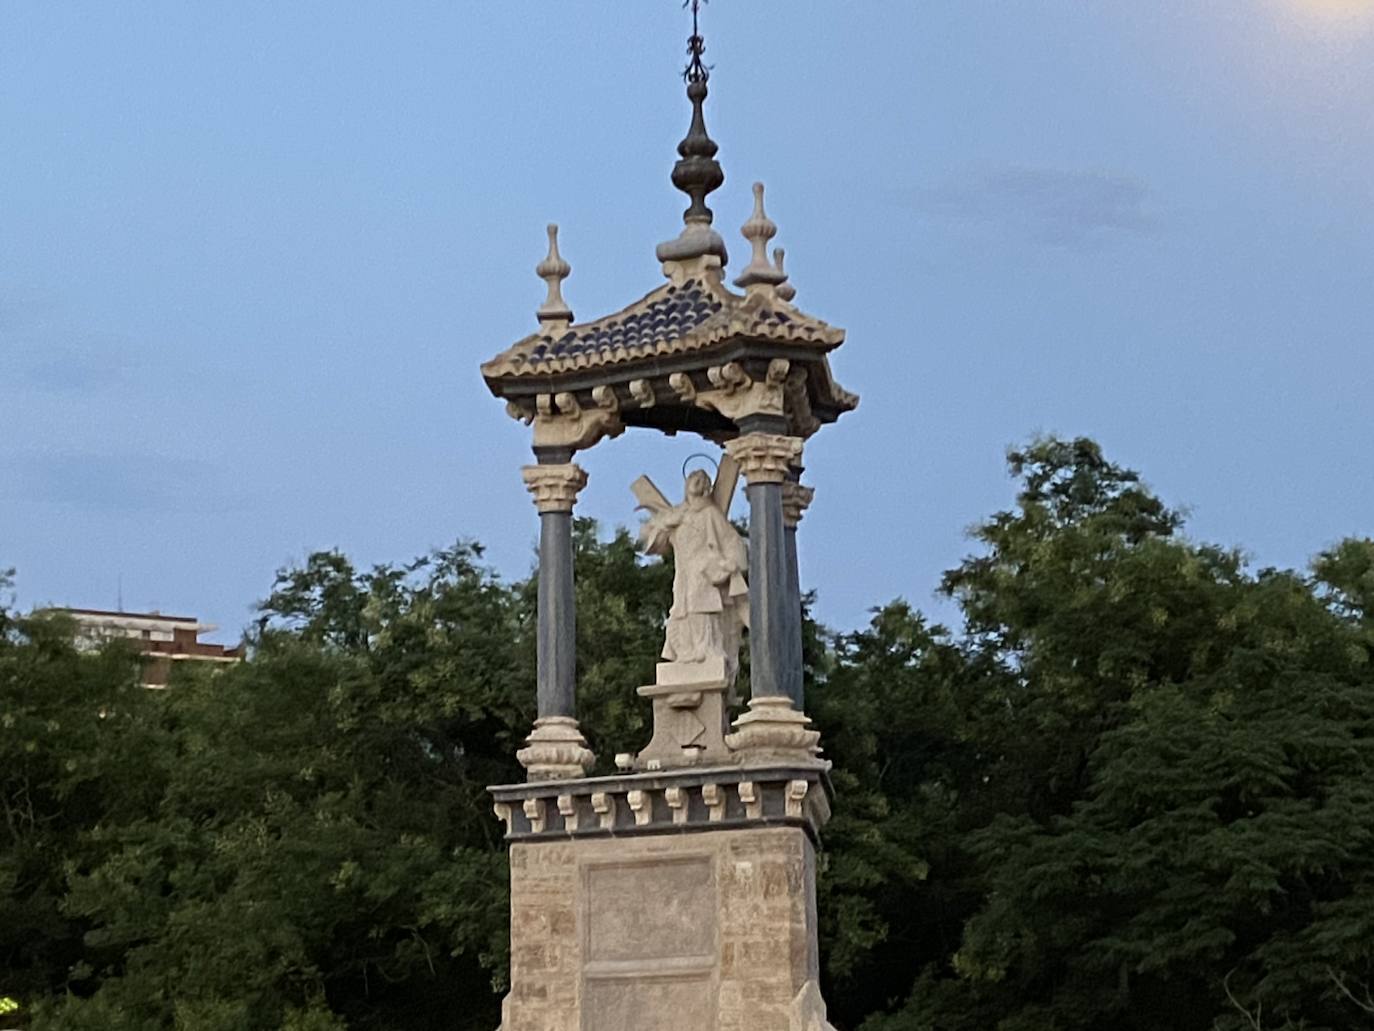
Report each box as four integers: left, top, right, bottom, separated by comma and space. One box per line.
56, 608, 244, 688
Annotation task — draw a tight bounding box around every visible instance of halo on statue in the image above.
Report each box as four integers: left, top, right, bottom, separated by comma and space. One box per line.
681, 452, 720, 481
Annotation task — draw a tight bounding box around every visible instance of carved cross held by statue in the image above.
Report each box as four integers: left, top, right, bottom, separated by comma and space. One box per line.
630, 452, 740, 523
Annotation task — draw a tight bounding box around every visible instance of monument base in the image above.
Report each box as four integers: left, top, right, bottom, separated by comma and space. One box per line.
492, 765, 835, 1031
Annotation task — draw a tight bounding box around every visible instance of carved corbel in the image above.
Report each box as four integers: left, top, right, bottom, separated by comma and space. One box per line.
738, 781, 762, 820
697, 359, 790, 422
506, 391, 625, 452
785, 366, 823, 439
707, 361, 751, 393
665, 787, 689, 825
493, 802, 514, 835
628, 379, 656, 408
785, 780, 810, 819
522, 798, 547, 834
765, 358, 790, 385
702, 783, 726, 822
591, 791, 616, 831
626, 789, 652, 827
556, 795, 580, 833
669, 372, 697, 403
591, 385, 619, 413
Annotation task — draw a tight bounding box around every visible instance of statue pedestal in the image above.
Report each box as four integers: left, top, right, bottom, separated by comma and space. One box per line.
634, 658, 733, 770
491, 765, 836, 1031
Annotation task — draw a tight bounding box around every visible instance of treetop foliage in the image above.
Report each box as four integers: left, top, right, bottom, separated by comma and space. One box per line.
2, 436, 1372, 1030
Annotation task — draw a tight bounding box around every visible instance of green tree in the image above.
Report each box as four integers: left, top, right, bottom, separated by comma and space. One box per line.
9, 439, 1374, 1031
859, 440, 1374, 1030
26, 528, 673, 1031
0, 578, 153, 1030
34, 544, 527, 1030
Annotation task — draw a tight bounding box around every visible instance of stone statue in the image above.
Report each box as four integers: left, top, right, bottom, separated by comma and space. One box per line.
633, 462, 749, 684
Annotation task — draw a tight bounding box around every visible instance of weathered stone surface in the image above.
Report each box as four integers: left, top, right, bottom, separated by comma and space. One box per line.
583, 976, 716, 1031
586, 857, 715, 962
501, 826, 835, 1031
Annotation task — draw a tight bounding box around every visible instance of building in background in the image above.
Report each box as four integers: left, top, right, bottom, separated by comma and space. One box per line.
55, 608, 244, 688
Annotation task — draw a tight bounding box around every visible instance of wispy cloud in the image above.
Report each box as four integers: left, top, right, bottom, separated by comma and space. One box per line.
0, 452, 243, 514
918, 166, 1160, 249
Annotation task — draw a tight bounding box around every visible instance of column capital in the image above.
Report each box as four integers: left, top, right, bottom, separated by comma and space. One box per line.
781, 482, 815, 529
723, 433, 803, 485
522, 463, 589, 514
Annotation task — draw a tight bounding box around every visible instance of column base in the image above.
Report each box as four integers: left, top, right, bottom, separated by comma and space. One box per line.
517, 716, 596, 781
725, 696, 824, 765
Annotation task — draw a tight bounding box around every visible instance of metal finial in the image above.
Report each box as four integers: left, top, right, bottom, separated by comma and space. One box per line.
673, 0, 723, 227
734, 182, 787, 291
536, 224, 573, 328
684, 0, 709, 85
656, 0, 728, 267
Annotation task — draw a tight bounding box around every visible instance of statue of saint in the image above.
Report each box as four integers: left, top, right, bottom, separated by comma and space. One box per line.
633, 462, 749, 683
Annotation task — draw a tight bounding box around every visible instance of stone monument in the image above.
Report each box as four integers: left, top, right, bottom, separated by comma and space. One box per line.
482, 6, 857, 1028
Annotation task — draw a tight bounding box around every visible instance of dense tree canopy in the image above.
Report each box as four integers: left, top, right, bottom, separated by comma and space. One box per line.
2, 439, 1372, 1030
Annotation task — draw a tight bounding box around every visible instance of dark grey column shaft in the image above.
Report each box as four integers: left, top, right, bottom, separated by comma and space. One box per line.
537, 509, 576, 719
783, 523, 804, 709
747, 480, 790, 700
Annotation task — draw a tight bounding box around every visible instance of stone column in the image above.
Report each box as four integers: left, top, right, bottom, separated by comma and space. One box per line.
781, 477, 815, 711
517, 462, 595, 780
723, 433, 821, 763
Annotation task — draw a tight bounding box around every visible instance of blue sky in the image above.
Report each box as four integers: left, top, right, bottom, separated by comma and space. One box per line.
3, 1, 1372, 642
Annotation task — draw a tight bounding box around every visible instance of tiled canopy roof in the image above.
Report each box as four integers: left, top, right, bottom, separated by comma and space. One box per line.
529, 280, 721, 365
482, 275, 846, 382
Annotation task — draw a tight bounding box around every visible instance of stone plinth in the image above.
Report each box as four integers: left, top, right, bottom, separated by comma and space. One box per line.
634, 657, 732, 770
491, 766, 836, 1031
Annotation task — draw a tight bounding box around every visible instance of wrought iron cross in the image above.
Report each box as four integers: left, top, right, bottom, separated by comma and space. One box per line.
683, 0, 709, 83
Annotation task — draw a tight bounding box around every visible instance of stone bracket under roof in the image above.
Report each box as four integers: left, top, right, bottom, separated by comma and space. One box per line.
482, 270, 858, 449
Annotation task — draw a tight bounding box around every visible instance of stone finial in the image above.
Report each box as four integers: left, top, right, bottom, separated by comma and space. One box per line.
734, 183, 787, 291
774, 248, 797, 303
536, 224, 573, 329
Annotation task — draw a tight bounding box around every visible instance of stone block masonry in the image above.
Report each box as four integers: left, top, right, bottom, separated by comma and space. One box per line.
500, 826, 832, 1031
